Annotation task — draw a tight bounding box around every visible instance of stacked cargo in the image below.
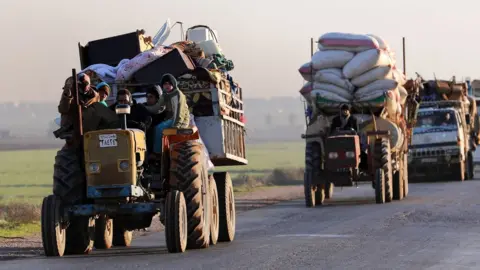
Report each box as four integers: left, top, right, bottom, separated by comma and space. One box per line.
299, 32, 407, 118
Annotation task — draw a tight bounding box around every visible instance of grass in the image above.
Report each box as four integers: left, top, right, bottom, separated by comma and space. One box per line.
0, 141, 306, 237
0, 141, 306, 202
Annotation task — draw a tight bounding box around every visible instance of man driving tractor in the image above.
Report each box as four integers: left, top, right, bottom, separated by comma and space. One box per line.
330, 104, 359, 135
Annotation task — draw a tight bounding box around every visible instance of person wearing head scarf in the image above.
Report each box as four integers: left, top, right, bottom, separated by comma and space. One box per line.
329, 104, 359, 135
96, 82, 111, 107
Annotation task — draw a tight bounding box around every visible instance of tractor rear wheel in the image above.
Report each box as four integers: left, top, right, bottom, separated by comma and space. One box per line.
170, 141, 211, 249
403, 153, 409, 197
53, 147, 85, 205
375, 168, 385, 204
41, 195, 66, 257
393, 155, 405, 201
214, 172, 236, 242
209, 176, 220, 245
94, 216, 113, 249
165, 190, 188, 253
304, 142, 322, 207
375, 138, 393, 203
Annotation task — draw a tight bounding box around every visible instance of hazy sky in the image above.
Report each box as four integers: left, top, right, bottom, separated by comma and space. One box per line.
0, 0, 479, 103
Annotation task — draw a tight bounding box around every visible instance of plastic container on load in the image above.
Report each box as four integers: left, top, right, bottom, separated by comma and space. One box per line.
186, 28, 219, 43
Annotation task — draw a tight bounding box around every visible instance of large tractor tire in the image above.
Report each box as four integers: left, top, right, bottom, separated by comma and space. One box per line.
94, 216, 113, 249
53, 147, 85, 205
65, 216, 95, 255
393, 154, 405, 201
214, 172, 236, 242
209, 176, 220, 245
325, 182, 334, 199
304, 142, 322, 207
165, 190, 188, 253
375, 168, 385, 204
41, 195, 66, 257
375, 138, 393, 203
403, 153, 409, 198
170, 141, 211, 249
112, 222, 133, 247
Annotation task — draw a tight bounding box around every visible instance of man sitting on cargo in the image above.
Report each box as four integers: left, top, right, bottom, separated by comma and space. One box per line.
329, 104, 359, 135
152, 73, 190, 154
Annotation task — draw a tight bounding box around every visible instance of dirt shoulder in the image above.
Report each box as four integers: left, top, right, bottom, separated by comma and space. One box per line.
0, 185, 303, 260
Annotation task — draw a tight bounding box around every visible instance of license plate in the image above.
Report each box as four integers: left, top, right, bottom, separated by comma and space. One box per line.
99, 134, 118, 148
421, 157, 437, 163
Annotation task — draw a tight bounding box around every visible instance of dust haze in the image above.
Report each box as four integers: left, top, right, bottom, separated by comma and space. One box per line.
0, 0, 478, 140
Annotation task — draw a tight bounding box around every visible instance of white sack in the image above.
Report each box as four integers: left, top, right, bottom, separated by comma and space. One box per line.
311, 50, 355, 70
313, 83, 354, 100
342, 49, 392, 79
299, 82, 314, 95
350, 66, 393, 88
398, 86, 408, 104
314, 70, 354, 91
355, 90, 385, 101
298, 62, 316, 82
355, 79, 399, 97
392, 68, 407, 86
310, 89, 350, 103
367, 34, 390, 51
318, 32, 380, 52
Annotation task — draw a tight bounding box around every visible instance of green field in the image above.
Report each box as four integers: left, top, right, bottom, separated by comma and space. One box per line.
0, 141, 305, 203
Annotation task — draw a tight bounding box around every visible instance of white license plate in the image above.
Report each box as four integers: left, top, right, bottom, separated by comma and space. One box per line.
421, 157, 437, 163
99, 134, 118, 148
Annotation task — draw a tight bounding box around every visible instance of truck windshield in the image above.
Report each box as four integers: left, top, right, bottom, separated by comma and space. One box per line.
413, 110, 458, 134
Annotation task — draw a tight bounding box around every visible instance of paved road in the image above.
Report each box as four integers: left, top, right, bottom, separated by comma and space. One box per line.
3, 180, 480, 270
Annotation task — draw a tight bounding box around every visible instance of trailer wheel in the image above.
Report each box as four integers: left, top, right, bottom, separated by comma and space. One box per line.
209, 176, 219, 245
403, 153, 409, 197
214, 172, 236, 242
165, 190, 188, 253
94, 216, 113, 249
304, 142, 322, 207
325, 182, 334, 199
41, 195, 66, 257
375, 168, 385, 204
393, 154, 405, 201
376, 138, 393, 203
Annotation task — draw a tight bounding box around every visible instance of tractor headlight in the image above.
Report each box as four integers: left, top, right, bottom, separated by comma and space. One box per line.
119, 160, 130, 171
328, 152, 338, 159
88, 163, 100, 174
345, 151, 355, 158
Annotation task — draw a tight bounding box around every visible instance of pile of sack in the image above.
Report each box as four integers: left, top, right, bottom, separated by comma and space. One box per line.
299, 32, 408, 115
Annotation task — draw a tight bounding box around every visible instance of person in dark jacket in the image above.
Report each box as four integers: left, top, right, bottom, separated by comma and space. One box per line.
110, 89, 152, 131
330, 104, 359, 135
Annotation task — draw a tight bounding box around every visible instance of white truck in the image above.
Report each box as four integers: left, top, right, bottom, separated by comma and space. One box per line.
409, 101, 474, 181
